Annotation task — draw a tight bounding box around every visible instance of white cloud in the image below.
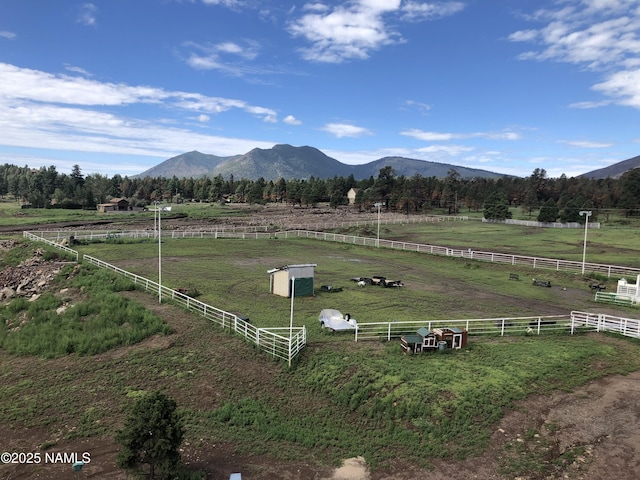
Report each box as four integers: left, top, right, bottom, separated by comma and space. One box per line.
0, 31, 16, 39
64, 64, 93, 76
284, 115, 302, 125
183, 40, 260, 75
400, 1, 464, 22
568, 99, 611, 108
321, 123, 372, 138
288, 0, 463, 63
510, 1, 640, 109
402, 129, 454, 141
562, 140, 613, 148
401, 128, 521, 141
593, 68, 640, 107
197, 114, 210, 122
404, 100, 432, 113
0, 62, 279, 163
416, 144, 474, 155
77, 3, 98, 27
0, 63, 277, 122
201, 0, 244, 7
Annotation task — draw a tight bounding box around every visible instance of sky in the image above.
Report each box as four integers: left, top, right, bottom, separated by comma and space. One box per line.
1, 0, 640, 179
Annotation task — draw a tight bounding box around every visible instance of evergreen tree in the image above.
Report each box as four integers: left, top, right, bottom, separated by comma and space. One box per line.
559, 199, 581, 223
116, 391, 184, 480
483, 191, 512, 220
537, 198, 559, 223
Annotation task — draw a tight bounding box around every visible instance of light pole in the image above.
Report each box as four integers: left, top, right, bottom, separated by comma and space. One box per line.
374, 202, 383, 247
289, 276, 295, 368
156, 201, 162, 303
579, 210, 592, 275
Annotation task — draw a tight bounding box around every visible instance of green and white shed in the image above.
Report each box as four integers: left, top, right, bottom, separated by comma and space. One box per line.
267, 264, 317, 298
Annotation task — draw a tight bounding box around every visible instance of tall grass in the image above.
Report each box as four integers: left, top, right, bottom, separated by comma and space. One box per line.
0, 265, 170, 358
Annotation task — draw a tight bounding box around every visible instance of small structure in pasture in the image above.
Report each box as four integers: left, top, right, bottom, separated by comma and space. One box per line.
267, 264, 317, 298
401, 326, 466, 354
615, 275, 640, 303
431, 327, 468, 350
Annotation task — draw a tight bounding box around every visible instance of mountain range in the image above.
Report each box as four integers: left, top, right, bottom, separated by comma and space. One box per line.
137, 144, 640, 181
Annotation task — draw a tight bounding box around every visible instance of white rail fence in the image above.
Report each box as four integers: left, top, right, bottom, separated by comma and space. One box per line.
23, 231, 79, 261
82, 255, 306, 365
290, 230, 640, 279
483, 218, 601, 229
27, 227, 640, 279
354, 315, 573, 341
354, 311, 640, 342
570, 311, 640, 338
22, 231, 306, 364
24, 229, 640, 346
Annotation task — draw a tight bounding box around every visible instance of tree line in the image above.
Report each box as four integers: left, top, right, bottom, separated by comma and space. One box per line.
2, 163, 639, 221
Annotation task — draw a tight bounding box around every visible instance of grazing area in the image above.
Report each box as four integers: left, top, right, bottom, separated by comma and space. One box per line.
2, 208, 640, 480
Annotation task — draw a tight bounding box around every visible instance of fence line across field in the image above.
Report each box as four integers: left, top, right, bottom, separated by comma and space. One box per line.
23, 230, 640, 365
29, 226, 640, 279
81, 254, 307, 364
353, 312, 640, 341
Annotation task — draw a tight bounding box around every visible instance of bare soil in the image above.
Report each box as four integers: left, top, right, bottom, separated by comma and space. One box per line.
2, 206, 640, 479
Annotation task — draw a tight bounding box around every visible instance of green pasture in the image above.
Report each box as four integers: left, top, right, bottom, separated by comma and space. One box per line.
75, 236, 633, 330
3, 216, 640, 476
347, 220, 640, 268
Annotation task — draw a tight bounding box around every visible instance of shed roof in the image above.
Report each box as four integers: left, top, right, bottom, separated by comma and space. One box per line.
267, 264, 317, 274
416, 327, 434, 337
401, 334, 423, 345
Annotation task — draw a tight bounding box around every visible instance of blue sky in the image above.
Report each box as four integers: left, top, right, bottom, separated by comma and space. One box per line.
1, 0, 639, 179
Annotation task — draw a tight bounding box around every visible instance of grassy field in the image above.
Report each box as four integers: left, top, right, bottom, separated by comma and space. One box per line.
365, 221, 640, 267
75, 235, 636, 329
2, 211, 640, 477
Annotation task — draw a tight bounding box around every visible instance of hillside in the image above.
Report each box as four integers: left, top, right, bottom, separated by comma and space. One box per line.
137, 144, 506, 181
580, 154, 640, 179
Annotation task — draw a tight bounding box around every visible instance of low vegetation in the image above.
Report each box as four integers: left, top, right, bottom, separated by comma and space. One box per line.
2, 219, 640, 477
0, 264, 170, 358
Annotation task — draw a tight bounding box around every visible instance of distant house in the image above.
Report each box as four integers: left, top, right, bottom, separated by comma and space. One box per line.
97, 197, 130, 213
347, 188, 360, 205
267, 264, 317, 298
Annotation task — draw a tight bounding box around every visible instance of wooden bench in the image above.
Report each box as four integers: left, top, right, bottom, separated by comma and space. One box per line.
509, 273, 520, 281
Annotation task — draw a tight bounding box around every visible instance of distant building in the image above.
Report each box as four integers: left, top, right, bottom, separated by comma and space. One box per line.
347, 188, 360, 205
97, 197, 130, 213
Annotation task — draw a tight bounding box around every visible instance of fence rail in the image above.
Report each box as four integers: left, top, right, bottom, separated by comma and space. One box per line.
23, 231, 79, 261
21, 229, 307, 365
354, 315, 574, 341
594, 292, 637, 306
291, 230, 640, 278
570, 311, 640, 338
81, 254, 306, 364
354, 311, 640, 341
27, 226, 640, 280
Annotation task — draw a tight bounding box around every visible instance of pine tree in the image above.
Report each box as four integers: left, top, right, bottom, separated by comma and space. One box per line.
537, 198, 559, 223
483, 191, 512, 220
116, 391, 184, 479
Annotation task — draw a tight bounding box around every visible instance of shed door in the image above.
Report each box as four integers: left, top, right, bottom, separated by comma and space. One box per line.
291, 277, 313, 297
